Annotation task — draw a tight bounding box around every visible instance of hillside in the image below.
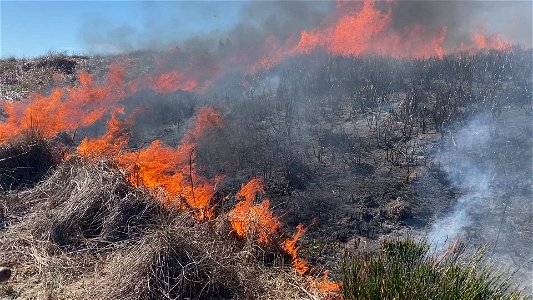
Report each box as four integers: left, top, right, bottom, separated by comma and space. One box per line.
0, 48, 531, 299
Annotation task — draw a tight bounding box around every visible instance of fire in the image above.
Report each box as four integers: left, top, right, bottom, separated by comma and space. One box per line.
309, 270, 341, 294
77, 106, 222, 221
0, 64, 127, 142
148, 71, 198, 94
116, 107, 221, 220
228, 178, 281, 243
472, 29, 511, 51
294, 0, 447, 59
152, 71, 198, 93
244, 0, 515, 76
116, 141, 218, 220
76, 108, 129, 158
282, 224, 310, 275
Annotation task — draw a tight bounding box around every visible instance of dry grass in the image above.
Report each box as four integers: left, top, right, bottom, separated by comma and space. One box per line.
0, 130, 61, 191
0, 158, 325, 299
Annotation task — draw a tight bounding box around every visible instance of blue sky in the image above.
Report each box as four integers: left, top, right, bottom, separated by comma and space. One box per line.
1, 1, 245, 58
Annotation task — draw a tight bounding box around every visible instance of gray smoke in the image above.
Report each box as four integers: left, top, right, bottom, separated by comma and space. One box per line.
79, 1, 532, 55
429, 116, 494, 249
390, 1, 532, 47
428, 110, 533, 291
79, 1, 332, 55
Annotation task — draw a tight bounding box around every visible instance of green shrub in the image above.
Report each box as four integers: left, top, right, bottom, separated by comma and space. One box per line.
342, 239, 527, 300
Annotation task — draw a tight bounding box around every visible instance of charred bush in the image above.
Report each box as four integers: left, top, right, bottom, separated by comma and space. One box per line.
34, 54, 78, 75
0, 131, 61, 190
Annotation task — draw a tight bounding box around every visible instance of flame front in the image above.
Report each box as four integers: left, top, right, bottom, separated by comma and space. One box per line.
77, 107, 129, 158
292, 0, 451, 59
228, 178, 281, 243
77, 106, 222, 221
0, 64, 128, 142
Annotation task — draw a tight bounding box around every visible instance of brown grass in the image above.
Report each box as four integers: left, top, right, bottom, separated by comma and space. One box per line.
0, 130, 61, 191
0, 158, 326, 299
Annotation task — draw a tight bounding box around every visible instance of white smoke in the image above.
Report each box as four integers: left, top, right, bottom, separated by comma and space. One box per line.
429, 116, 494, 250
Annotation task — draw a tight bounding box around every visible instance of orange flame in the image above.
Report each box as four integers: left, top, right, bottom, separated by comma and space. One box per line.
76, 107, 129, 158
309, 270, 341, 294
77, 106, 222, 221
0, 64, 127, 142
294, 0, 447, 59
150, 71, 198, 94
243, 0, 515, 77
228, 178, 281, 243
472, 29, 511, 51
282, 224, 310, 275
117, 107, 221, 220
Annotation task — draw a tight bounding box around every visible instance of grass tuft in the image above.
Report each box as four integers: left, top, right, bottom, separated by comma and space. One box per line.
342, 238, 527, 300
0, 130, 61, 191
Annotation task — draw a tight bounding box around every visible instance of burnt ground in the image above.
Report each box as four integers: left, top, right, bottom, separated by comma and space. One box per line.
266, 108, 459, 270
1, 51, 531, 293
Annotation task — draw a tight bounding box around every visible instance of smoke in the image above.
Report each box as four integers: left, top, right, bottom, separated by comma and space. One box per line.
428, 110, 533, 289
389, 1, 532, 47
79, 1, 332, 55
428, 116, 494, 249
78, 1, 532, 56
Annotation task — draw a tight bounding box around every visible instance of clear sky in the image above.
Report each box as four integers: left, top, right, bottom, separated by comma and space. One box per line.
0, 1, 244, 58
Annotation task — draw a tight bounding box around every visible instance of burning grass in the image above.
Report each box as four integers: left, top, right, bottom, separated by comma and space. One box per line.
0, 157, 334, 299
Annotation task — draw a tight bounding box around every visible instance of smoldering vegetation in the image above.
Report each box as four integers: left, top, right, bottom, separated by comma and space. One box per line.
0, 47, 532, 298
133, 48, 532, 289
430, 110, 533, 290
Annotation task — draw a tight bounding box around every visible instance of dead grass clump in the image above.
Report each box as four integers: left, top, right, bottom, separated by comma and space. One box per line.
4, 158, 165, 248
0, 159, 167, 297
90, 216, 248, 299
85, 215, 326, 300
1, 158, 324, 299
0, 130, 60, 191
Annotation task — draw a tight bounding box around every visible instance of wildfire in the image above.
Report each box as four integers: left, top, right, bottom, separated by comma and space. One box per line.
245, 0, 514, 75
77, 106, 222, 221
282, 224, 311, 275
228, 178, 281, 243
76, 107, 129, 158
309, 270, 341, 294
0, 62, 201, 144
293, 0, 448, 59
472, 29, 511, 51
0, 67, 339, 292
0, 2, 514, 295
140, 71, 198, 94
0, 64, 128, 142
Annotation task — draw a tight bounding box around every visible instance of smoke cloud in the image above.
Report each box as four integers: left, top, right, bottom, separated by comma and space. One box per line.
79, 1, 532, 56
390, 1, 532, 47
429, 116, 494, 248
429, 110, 532, 290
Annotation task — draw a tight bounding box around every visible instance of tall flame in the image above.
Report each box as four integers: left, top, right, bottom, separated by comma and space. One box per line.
76, 107, 129, 158
228, 178, 281, 243
294, 0, 447, 59
246, 0, 514, 75
282, 224, 310, 275
77, 106, 222, 221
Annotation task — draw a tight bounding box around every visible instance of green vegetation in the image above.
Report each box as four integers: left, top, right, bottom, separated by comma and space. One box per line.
342, 239, 527, 300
